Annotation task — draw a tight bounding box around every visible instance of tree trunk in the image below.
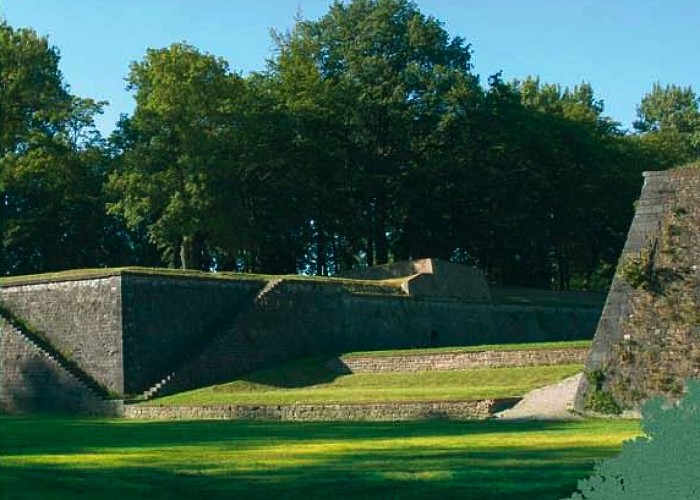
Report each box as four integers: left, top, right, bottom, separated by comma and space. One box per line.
180, 235, 193, 269
179, 235, 203, 270
374, 196, 388, 265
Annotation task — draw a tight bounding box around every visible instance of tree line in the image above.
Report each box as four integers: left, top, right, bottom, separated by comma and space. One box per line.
2, 0, 699, 289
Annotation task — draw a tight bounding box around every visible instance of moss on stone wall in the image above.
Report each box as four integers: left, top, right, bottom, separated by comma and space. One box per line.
581, 167, 700, 413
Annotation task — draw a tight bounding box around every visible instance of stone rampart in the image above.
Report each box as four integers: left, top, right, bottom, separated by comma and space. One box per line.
123, 398, 520, 421
1, 267, 603, 413
576, 167, 700, 412
0, 317, 121, 415
0, 276, 124, 393
331, 347, 588, 373
121, 273, 260, 394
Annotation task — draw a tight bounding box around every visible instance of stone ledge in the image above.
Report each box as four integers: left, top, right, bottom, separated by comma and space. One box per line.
331, 348, 588, 373
124, 398, 521, 421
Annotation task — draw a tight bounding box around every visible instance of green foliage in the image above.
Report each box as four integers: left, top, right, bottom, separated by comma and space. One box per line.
0, 417, 640, 499
584, 390, 622, 416
570, 380, 700, 499
107, 42, 246, 269
583, 369, 622, 415
619, 247, 659, 291
2, 3, 694, 283
634, 82, 700, 166
0, 22, 149, 275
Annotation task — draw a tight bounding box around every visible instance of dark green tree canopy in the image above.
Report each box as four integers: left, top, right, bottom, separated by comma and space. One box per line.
1, 2, 693, 287
108, 43, 244, 269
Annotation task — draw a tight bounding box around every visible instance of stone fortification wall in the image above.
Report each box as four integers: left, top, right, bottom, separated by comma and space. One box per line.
1, 267, 603, 412
124, 398, 520, 421
331, 347, 588, 373
0, 317, 120, 415
0, 276, 124, 393
153, 280, 350, 396
121, 273, 261, 394
347, 296, 598, 348
344, 258, 492, 301
155, 284, 598, 397
576, 167, 700, 413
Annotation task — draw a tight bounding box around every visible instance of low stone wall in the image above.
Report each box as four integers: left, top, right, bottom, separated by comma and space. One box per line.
331, 348, 588, 373
124, 398, 520, 421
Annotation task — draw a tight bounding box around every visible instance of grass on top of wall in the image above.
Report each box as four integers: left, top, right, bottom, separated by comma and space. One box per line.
343, 340, 592, 358
146, 360, 583, 406
0, 416, 641, 500
0, 266, 406, 294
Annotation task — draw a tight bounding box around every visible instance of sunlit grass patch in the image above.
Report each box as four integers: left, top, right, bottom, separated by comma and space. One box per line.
0, 417, 641, 499
149, 358, 583, 406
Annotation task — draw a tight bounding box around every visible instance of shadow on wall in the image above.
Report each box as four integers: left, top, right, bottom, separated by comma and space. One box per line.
5, 358, 90, 414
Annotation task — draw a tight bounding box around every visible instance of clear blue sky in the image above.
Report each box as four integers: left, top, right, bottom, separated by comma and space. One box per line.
2, 0, 698, 135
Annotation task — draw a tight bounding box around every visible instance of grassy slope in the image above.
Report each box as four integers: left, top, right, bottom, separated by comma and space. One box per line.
148, 358, 584, 405
343, 339, 591, 358
0, 417, 641, 499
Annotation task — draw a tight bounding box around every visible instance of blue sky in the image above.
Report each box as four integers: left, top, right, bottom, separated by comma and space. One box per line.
2, 0, 698, 135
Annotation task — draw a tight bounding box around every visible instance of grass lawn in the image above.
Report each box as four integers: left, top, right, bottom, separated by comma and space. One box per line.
148, 360, 583, 406
0, 416, 641, 499
343, 339, 591, 358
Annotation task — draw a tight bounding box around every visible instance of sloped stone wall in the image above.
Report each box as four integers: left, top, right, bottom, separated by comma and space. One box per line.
0, 318, 120, 415
121, 274, 260, 394
0, 276, 124, 393
576, 167, 700, 412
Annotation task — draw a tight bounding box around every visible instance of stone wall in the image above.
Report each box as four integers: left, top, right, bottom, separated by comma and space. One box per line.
0, 276, 124, 393
1, 267, 603, 412
154, 284, 599, 397
121, 273, 261, 394
576, 167, 700, 412
123, 398, 520, 421
331, 347, 588, 373
0, 317, 120, 415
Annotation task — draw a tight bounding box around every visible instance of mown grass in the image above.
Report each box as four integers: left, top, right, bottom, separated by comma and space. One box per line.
343, 339, 591, 358
0, 416, 641, 499
148, 360, 584, 406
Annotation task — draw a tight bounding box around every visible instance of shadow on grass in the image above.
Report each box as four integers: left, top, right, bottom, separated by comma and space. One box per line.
0, 438, 624, 500
0, 416, 635, 455
225, 355, 345, 390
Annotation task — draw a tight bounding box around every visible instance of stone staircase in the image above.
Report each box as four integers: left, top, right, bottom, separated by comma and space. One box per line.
138, 279, 284, 401
0, 310, 110, 400
255, 278, 283, 303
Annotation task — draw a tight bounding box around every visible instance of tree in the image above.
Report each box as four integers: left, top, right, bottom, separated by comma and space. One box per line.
108, 43, 244, 269
270, 0, 476, 267
634, 83, 700, 166
570, 380, 700, 499
0, 22, 127, 275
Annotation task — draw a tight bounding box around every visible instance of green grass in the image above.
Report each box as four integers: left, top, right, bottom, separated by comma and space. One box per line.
343, 339, 591, 358
147, 359, 584, 406
0, 416, 641, 499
